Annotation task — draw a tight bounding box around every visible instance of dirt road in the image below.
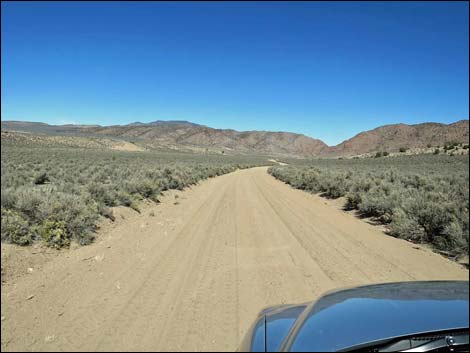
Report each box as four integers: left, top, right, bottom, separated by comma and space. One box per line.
1, 167, 467, 351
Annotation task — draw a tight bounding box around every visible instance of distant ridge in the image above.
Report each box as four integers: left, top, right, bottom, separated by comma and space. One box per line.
327, 120, 469, 156
1, 119, 468, 157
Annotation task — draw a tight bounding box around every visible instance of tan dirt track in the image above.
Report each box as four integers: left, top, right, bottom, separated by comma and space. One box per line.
1, 167, 468, 352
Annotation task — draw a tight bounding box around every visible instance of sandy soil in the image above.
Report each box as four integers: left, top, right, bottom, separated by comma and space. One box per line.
1, 167, 467, 352
110, 141, 145, 152
268, 158, 288, 165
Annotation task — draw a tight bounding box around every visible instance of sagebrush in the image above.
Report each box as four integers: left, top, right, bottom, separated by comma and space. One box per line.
269, 155, 469, 256
1, 141, 269, 248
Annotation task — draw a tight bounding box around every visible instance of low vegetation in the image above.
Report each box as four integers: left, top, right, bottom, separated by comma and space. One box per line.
269, 155, 469, 257
1, 139, 268, 248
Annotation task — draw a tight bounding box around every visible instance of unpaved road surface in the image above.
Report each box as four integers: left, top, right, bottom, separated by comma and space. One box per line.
1, 167, 467, 351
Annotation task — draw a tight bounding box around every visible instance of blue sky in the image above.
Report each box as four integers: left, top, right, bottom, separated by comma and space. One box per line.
1, 1, 468, 145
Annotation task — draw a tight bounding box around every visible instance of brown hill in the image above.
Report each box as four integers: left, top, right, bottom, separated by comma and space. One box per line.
327, 120, 469, 156
84, 123, 329, 156
1, 120, 328, 157
1, 119, 468, 157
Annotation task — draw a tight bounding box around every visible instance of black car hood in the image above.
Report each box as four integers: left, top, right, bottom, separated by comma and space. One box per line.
240, 281, 469, 352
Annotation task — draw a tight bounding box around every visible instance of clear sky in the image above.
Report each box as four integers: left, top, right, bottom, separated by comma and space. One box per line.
1, 1, 468, 145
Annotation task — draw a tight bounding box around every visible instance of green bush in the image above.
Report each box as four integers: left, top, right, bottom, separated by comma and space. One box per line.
39, 219, 69, 248
1, 208, 34, 245
38, 192, 99, 246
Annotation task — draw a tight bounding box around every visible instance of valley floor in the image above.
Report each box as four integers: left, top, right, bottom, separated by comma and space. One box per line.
1, 167, 467, 351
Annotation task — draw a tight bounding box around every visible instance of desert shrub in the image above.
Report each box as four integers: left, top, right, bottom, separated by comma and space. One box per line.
14, 187, 45, 221
399, 147, 408, 153
39, 219, 69, 248
402, 193, 458, 243
116, 191, 134, 207
33, 172, 50, 185
135, 179, 159, 199
444, 143, 458, 151
98, 204, 115, 221
345, 192, 361, 210
388, 208, 425, 242
358, 184, 401, 222
269, 154, 469, 256
1, 142, 265, 248
322, 174, 350, 198
439, 221, 468, 255
1, 208, 34, 245
124, 178, 160, 201
87, 182, 120, 207
1, 188, 18, 209
37, 192, 98, 246
167, 175, 185, 190
345, 179, 372, 209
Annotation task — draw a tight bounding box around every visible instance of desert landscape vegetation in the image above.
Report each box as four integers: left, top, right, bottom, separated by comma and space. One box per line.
1, 120, 469, 351
1, 120, 469, 255
269, 153, 469, 257
2, 1, 469, 351
1, 129, 268, 248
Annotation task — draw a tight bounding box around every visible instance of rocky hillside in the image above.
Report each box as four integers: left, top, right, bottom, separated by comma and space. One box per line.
1, 120, 328, 157
2, 119, 468, 157
327, 120, 469, 157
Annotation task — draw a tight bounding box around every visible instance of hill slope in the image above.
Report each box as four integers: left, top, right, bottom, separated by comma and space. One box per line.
1, 120, 328, 157
327, 120, 469, 156
1, 119, 468, 157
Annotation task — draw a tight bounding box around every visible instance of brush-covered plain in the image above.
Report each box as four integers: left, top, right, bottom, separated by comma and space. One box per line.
1, 139, 269, 248
269, 155, 469, 257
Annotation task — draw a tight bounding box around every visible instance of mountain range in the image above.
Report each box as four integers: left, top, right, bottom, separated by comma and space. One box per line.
1, 119, 468, 157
